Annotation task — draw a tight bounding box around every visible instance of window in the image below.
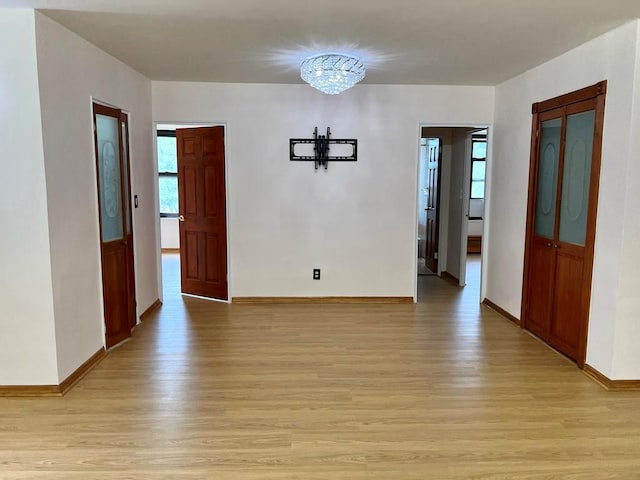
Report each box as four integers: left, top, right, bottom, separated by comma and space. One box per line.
469, 136, 487, 220
157, 130, 178, 217
470, 138, 486, 199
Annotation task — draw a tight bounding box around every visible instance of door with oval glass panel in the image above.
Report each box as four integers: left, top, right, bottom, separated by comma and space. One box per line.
522, 82, 606, 365
93, 103, 137, 348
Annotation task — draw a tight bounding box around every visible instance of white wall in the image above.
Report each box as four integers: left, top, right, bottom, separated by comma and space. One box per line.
611, 25, 640, 379
34, 12, 156, 381
160, 217, 180, 249
0, 9, 58, 385
468, 219, 483, 237
469, 199, 484, 221
153, 83, 494, 297
490, 20, 640, 379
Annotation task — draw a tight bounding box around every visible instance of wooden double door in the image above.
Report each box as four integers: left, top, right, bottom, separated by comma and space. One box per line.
522, 82, 606, 365
93, 104, 136, 348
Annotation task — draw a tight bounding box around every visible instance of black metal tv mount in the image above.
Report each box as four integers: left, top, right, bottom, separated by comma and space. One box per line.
289, 127, 358, 170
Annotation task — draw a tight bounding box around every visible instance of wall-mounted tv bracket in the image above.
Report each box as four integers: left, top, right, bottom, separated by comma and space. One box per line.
290, 127, 358, 170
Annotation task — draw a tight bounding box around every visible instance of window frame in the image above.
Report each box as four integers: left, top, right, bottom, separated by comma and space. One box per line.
469, 135, 487, 220
157, 129, 179, 218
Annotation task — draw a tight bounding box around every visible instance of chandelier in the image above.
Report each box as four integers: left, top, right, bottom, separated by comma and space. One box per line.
300, 54, 366, 95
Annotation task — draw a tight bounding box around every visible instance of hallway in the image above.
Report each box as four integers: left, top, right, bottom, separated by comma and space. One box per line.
416, 253, 481, 309
0, 254, 639, 479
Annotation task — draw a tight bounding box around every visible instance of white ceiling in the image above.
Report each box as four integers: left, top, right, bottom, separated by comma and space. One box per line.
7, 0, 640, 85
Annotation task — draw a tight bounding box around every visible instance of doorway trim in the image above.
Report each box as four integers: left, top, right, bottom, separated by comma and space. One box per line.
153, 121, 233, 303
413, 123, 493, 303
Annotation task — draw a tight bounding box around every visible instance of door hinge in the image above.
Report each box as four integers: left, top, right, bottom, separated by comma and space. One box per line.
434, 252, 438, 260
536, 129, 539, 138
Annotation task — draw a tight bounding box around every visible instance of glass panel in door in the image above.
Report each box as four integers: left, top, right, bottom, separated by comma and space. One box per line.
96, 114, 124, 242
559, 110, 595, 246
534, 117, 562, 238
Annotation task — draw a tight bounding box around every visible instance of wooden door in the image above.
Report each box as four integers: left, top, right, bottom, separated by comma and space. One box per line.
120, 113, 137, 329
525, 109, 563, 340
424, 138, 442, 273
522, 83, 606, 365
548, 100, 600, 360
177, 126, 228, 300
93, 104, 136, 348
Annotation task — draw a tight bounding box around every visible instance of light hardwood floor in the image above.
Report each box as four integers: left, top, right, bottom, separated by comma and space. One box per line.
1, 253, 639, 479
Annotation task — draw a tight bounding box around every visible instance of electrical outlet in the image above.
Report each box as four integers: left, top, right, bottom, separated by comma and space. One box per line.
313, 269, 321, 280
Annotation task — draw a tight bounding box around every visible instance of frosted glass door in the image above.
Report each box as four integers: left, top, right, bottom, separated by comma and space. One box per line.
96, 114, 124, 242
559, 110, 595, 246
524, 83, 605, 366
534, 117, 561, 239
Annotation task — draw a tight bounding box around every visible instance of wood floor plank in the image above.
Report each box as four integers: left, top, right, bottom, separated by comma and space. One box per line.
1, 254, 639, 478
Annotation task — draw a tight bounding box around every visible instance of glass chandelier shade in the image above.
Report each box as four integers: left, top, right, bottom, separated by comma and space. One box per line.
300, 54, 366, 95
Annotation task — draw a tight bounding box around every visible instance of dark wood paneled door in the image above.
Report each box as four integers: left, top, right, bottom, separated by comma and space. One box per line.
177, 126, 228, 300
523, 83, 606, 365
93, 104, 136, 348
424, 138, 442, 273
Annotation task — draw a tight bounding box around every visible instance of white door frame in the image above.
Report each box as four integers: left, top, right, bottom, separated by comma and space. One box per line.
414, 123, 492, 303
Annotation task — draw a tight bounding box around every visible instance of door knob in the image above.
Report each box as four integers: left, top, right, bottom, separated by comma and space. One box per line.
546, 242, 552, 247
178, 215, 185, 222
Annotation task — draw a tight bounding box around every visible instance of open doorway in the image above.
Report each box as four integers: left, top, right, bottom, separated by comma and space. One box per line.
415, 125, 489, 303
465, 130, 487, 299
155, 123, 230, 303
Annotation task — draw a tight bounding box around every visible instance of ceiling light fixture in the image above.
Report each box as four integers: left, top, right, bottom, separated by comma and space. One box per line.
300, 53, 365, 95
